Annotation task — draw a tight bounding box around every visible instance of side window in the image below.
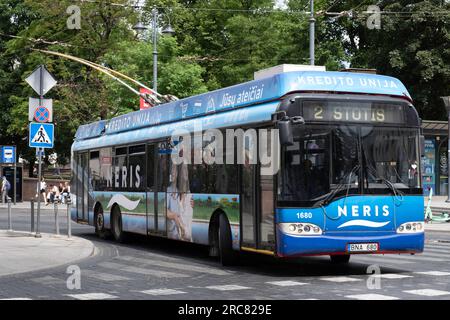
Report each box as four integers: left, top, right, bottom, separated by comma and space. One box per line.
99, 148, 113, 191
217, 130, 238, 194
190, 134, 202, 193
157, 142, 170, 192
113, 147, 127, 190
128, 145, 145, 191
89, 151, 100, 191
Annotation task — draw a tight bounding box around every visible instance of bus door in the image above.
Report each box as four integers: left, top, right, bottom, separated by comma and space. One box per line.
240, 130, 276, 253
76, 152, 89, 222
147, 143, 168, 236
146, 144, 157, 234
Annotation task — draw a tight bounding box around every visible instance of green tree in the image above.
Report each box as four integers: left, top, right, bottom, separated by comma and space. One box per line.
325, 0, 450, 119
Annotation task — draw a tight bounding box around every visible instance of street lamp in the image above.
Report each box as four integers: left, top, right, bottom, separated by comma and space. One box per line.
133, 7, 175, 92
309, 0, 315, 66
442, 96, 450, 202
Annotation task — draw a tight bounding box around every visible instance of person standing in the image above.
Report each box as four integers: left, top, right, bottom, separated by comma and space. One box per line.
1, 176, 10, 204
39, 177, 48, 206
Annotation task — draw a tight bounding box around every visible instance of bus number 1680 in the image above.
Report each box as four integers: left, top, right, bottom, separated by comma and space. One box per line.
297, 212, 313, 219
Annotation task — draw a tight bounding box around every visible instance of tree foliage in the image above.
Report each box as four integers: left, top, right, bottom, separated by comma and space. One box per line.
0, 0, 448, 169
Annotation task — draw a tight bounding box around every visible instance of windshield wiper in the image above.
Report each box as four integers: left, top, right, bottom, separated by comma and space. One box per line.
361, 146, 404, 200
314, 164, 360, 207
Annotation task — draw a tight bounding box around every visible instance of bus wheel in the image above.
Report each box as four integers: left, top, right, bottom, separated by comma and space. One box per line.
330, 254, 351, 264
218, 214, 239, 266
94, 206, 108, 239
111, 206, 127, 243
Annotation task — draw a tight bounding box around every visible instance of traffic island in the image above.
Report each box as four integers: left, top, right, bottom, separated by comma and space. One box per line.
0, 230, 95, 277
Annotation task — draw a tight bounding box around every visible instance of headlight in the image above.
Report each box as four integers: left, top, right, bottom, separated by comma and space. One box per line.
279, 223, 323, 236
396, 221, 424, 234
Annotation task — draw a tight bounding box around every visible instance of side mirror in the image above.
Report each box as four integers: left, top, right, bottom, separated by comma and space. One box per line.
278, 116, 294, 146
420, 135, 425, 158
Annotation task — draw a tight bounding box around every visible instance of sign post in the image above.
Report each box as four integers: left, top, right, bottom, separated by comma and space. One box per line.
26, 65, 57, 238
0, 146, 17, 205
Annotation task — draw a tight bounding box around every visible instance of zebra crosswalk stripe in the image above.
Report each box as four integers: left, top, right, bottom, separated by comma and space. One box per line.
266, 281, 309, 287
320, 276, 361, 283
346, 293, 399, 300
205, 285, 251, 291
414, 271, 450, 276
140, 289, 187, 296
66, 293, 118, 300
404, 289, 450, 297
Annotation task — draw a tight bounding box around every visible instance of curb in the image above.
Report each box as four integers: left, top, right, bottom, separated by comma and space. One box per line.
0, 231, 97, 278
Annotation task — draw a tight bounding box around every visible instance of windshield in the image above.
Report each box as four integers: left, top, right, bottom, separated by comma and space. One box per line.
278, 124, 421, 207
361, 127, 420, 192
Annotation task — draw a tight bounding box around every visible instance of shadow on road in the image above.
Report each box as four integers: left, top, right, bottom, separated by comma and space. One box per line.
85, 232, 406, 278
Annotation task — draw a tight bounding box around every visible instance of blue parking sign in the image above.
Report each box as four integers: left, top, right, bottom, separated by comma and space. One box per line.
29, 122, 54, 149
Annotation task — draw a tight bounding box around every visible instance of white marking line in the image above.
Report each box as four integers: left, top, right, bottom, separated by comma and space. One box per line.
422, 248, 450, 254
140, 289, 187, 296
320, 276, 361, 283
414, 271, 450, 276
66, 293, 118, 300
0, 298, 32, 300
98, 261, 189, 278
352, 256, 414, 265
346, 293, 399, 300
117, 256, 231, 276
377, 255, 447, 263
418, 252, 450, 259
373, 274, 413, 279
266, 281, 309, 287
206, 285, 251, 291
426, 241, 450, 247
83, 270, 131, 281
404, 289, 450, 297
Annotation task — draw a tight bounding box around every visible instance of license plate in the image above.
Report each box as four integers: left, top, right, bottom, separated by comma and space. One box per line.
347, 243, 379, 252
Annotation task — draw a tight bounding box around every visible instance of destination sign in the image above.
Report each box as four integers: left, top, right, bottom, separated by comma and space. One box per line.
302, 101, 405, 124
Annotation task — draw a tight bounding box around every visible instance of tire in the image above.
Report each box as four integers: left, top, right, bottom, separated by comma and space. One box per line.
218, 214, 239, 266
94, 206, 108, 239
330, 254, 351, 264
111, 206, 127, 243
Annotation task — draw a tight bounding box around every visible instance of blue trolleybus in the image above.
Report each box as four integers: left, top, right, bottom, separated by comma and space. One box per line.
71, 68, 424, 265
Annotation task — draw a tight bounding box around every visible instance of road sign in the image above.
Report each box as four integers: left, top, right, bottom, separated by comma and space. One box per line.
36, 148, 45, 158
29, 123, 54, 149
29, 98, 53, 122
25, 65, 57, 96
0, 146, 16, 164
34, 106, 50, 122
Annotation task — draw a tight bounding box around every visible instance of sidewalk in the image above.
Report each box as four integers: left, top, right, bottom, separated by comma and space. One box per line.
424, 195, 450, 232
0, 230, 96, 277
0, 201, 69, 210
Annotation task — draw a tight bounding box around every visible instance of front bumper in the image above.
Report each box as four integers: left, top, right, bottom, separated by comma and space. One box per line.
276, 231, 424, 257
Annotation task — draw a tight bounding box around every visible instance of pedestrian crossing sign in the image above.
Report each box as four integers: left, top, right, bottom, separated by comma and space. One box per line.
29, 122, 54, 148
